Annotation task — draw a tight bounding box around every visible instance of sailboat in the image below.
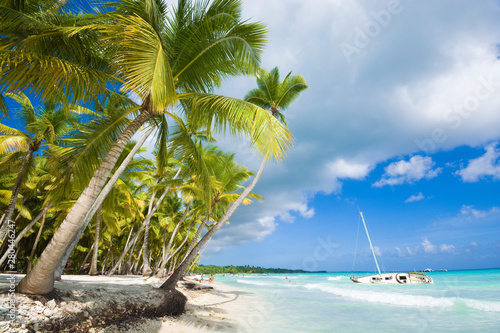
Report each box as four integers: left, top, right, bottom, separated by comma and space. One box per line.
350, 211, 433, 284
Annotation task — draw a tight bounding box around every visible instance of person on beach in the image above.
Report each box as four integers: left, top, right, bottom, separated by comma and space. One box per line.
64, 260, 72, 274
209, 274, 215, 283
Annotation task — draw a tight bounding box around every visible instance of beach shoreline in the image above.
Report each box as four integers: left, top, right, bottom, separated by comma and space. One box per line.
0, 274, 259, 332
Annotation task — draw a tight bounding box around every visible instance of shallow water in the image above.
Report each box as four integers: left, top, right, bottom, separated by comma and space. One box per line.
216, 269, 500, 332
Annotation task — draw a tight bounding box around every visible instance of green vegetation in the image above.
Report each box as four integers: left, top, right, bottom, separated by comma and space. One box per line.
0, 0, 307, 295
191, 265, 323, 275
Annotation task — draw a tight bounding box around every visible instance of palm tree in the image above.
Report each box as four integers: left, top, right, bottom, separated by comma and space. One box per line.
0, 92, 77, 242
0, 0, 116, 107
161, 67, 307, 289
244, 67, 308, 124
17, 0, 271, 295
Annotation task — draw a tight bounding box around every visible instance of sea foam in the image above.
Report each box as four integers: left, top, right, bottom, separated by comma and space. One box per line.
327, 276, 342, 281
304, 284, 454, 307
237, 279, 272, 286
463, 299, 500, 312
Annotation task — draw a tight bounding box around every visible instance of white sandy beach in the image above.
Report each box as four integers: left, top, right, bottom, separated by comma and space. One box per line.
0, 274, 265, 332
111, 278, 264, 333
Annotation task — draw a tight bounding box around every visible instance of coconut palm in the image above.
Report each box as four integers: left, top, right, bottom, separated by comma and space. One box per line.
0, 92, 77, 243
161, 67, 307, 289
17, 0, 293, 295
244, 67, 308, 124
0, 0, 116, 106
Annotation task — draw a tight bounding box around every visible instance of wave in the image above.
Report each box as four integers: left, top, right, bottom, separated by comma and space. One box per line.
463, 299, 500, 312
237, 279, 272, 286
304, 284, 454, 308
327, 276, 342, 281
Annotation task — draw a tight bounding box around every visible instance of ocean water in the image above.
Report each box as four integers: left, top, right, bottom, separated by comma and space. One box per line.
216, 269, 500, 333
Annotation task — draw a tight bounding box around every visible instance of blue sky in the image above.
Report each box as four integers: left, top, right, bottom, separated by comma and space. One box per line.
4, 0, 500, 272
200, 0, 500, 272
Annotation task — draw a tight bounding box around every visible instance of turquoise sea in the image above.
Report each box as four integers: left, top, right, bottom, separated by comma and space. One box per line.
216, 269, 500, 333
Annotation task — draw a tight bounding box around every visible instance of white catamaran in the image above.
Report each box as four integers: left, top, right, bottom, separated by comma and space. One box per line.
350, 211, 433, 284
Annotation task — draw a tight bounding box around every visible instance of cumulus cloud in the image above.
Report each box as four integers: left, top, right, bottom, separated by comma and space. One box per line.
373, 156, 442, 187
373, 246, 382, 257
456, 142, 500, 182
405, 192, 425, 203
440, 243, 456, 254
327, 159, 373, 180
396, 246, 418, 257
460, 205, 500, 218
200, 0, 500, 254
422, 237, 437, 253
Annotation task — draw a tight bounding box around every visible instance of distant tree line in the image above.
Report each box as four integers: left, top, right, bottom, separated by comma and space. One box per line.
191, 265, 326, 274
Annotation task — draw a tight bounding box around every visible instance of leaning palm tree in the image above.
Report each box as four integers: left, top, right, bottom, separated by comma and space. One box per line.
0, 92, 77, 243
161, 67, 307, 289
18, 0, 281, 295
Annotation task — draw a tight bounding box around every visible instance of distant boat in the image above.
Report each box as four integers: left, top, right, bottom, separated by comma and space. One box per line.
421, 268, 434, 272
350, 211, 433, 284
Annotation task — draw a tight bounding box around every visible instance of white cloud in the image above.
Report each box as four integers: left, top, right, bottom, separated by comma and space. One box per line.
327, 159, 372, 180
422, 237, 437, 253
460, 205, 500, 219
373, 246, 382, 257
406, 246, 417, 256
470, 241, 478, 247
199, 0, 500, 254
405, 192, 425, 203
440, 243, 456, 254
457, 142, 500, 182
396, 246, 418, 256
374, 156, 442, 187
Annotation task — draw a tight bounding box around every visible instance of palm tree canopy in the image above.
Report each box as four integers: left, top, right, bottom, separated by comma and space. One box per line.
244, 66, 308, 124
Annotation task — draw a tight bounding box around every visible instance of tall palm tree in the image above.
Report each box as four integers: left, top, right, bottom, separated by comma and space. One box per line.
161, 67, 307, 289
244, 67, 308, 124
0, 92, 77, 242
17, 0, 292, 295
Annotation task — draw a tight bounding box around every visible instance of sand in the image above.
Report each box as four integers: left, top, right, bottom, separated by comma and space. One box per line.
0, 274, 265, 333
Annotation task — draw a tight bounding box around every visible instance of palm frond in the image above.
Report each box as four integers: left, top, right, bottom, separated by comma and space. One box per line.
188, 93, 293, 161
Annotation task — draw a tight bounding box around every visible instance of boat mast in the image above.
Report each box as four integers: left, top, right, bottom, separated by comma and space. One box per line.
359, 211, 381, 275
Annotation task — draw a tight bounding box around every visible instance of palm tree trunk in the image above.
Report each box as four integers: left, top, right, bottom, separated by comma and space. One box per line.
79, 243, 94, 274
52, 126, 155, 281
127, 246, 142, 275
118, 224, 136, 274
141, 191, 156, 276
0, 204, 51, 268
124, 231, 142, 275
89, 206, 102, 275
0, 149, 33, 243
157, 219, 195, 278
108, 222, 145, 276
27, 210, 47, 273
156, 202, 191, 277
110, 171, 180, 276
160, 159, 267, 290
180, 215, 209, 264
18, 110, 152, 294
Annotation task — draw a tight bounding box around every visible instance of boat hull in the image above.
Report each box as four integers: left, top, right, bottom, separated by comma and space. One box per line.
351, 272, 433, 284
